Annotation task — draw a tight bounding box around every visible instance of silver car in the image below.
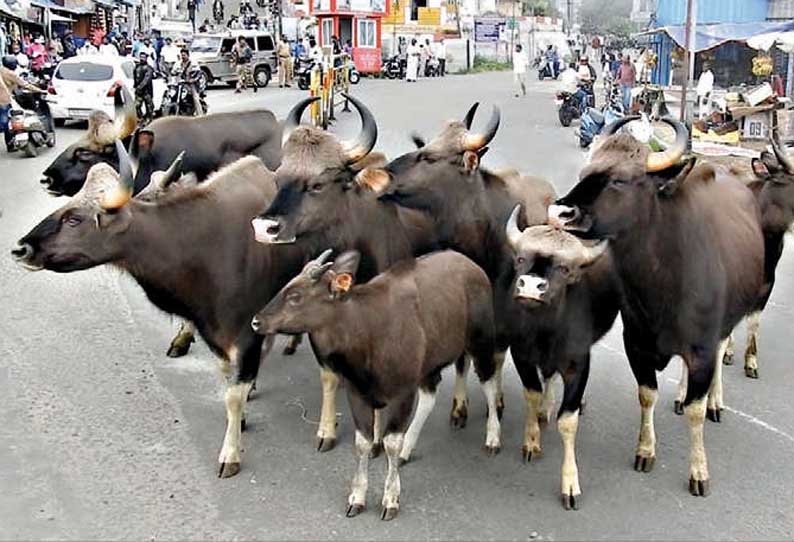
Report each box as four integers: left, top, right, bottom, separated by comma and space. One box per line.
190, 31, 277, 88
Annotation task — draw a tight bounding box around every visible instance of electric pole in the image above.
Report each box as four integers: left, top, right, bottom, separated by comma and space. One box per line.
679, 0, 693, 123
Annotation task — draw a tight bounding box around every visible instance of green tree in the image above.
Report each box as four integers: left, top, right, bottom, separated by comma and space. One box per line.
579, 0, 635, 37
525, 0, 561, 17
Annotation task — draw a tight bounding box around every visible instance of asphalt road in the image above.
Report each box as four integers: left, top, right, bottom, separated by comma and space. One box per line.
1, 72, 793, 541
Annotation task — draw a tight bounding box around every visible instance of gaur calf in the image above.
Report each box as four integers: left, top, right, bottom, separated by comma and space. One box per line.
252, 250, 501, 521
505, 206, 620, 510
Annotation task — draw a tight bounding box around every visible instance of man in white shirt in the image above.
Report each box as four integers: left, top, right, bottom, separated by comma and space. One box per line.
696, 63, 714, 119
435, 38, 446, 77
513, 44, 528, 97
559, 62, 579, 94
99, 36, 119, 56
160, 37, 180, 73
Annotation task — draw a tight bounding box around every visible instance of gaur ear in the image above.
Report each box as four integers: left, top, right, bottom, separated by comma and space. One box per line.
410, 132, 426, 149
329, 272, 354, 295
655, 157, 698, 197
752, 158, 770, 179
350, 151, 387, 172
463, 150, 480, 173
355, 168, 391, 194
331, 250, 361, 277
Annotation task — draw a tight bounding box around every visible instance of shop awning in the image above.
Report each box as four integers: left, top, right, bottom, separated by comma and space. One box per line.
638, 20, 794, 52
50, 11, 73, 21
747, 29, 794, 54
31, 0, 94, 14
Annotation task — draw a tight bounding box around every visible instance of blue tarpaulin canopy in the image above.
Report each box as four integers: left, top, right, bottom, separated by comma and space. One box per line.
639, 20, 794, 52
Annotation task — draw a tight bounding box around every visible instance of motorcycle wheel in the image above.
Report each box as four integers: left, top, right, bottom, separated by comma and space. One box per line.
579, 136, 591, 148
558, 107, 574, 127
46, 132, 56, 148
24, 141, 38, 158
538, 70, 544, 80
298, 77, 310, 91
349, 70, 360, 84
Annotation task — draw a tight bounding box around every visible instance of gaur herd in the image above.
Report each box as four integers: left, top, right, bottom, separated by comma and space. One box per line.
12, 91, 794, 519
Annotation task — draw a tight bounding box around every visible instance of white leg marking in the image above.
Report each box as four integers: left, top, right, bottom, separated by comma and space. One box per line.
523, 388, 543, 460
482, 378, 502, 452
373, 408, 384, 448
745, 310, 761, 375
676, 358, 688, 406
685, 396, 710, 492
539, 374, 557, 423
218, 381, 253, 468
317, 368, 339, 444
636, 385, 657, 466
399, 388, 437, 463
724, 332, 735, 363
451, 355, 471, 422
348, 431, 373, 510
558, 410, 581, 501
382, 433, 404, 515
708, 338, 729, 415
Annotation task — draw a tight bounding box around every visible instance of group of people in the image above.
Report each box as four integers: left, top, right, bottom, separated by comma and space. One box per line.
402, 37, 446, 83
0, 25, 61, 77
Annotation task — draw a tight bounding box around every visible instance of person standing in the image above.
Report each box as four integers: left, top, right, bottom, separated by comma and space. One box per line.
213, 0, 225, 24
277, 36, 291, 88
436, 38, 446, 76
61, 30, 77, 58
134, 51, 155, 123
615, 54, 636, 113
232, 36, 255, 93
696, 63, 714, 119
406, 38, 419, 82
513, 43, 528, 97
187, 0, 197, 33
160, 37, 180, 74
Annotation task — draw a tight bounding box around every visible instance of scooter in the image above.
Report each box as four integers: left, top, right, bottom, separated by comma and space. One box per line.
578, 87, 624, 148
295, 56, 315, 90
7, 89, 56, 157
556, 83, 594, 127
381, 55, 403, 79
538, 57, 558, 80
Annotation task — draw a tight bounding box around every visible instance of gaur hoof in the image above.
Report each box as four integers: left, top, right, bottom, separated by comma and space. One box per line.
633, 455, 655, 473
449, 404, 468, 430
166, 341, 193, 358
689, 477, 710, 497
381, 507, 399, 521
346, 504, 365, 518
218, 461, 240, 479
579, 399, 586, 416
316, 437, 336, 453
522, 445, 541, 463
673, 400, 684, 416
370, 442, 383, 459
282, 345, 298, 356
483, 444, 501, 457
722, 352, 734, 366
744, 367, 759, 379
241, 417, 247, 432
561, 491, 580, 511
706, 408, 722, 423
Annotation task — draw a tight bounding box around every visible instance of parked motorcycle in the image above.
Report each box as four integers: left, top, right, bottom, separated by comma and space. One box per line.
160, 73, 208, 117
7, 90, 56, 157
295, 56, 315, 90
556, 83, 594, 127
578, 83, 624, 148
381, 55, 403, 79
537, 57, 558, 80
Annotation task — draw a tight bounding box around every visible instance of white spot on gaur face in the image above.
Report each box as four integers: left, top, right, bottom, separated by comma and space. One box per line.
516, 274, 548, 301
548, 204, 578, 228
251, 217, 295, 244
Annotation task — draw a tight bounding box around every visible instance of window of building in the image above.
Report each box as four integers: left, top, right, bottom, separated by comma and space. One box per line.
357, 19, 376, 48
322, 19, 334, 46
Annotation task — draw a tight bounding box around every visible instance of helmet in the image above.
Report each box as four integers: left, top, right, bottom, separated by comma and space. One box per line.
2, 55, 18, 70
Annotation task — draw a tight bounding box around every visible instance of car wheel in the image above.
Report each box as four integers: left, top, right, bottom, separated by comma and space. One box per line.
54, 118, 65, 127
254, 66, 271, 88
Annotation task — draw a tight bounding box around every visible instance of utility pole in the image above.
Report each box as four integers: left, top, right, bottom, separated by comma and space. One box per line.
679, 0, 693, 123
566, 0, 571, 35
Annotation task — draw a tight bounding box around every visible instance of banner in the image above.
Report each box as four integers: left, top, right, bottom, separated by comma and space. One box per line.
474, 16, 505, 43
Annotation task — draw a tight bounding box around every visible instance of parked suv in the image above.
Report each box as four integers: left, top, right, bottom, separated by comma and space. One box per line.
190, 30, 277, 88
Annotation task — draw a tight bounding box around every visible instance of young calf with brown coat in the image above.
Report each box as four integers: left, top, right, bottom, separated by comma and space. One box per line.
252, 250, 501, 521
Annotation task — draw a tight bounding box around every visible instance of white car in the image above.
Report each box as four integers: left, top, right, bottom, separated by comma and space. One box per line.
47, 55, 165, 125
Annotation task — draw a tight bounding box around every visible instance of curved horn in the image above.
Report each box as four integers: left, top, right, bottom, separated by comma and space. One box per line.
646, 118, 688, 173
282, 96, 321, 147
463, 105, 500, 151
505, 204, 524, 250
302, 248, 334, 279
340, 93, 378, 164
101, 140, 134, 210
463, 102, 480, 130
580, 239, 609, 266
602, 114, 641, 136
158, 151, 186, 189
771, 137, 794, 174
113, 85, 137, 140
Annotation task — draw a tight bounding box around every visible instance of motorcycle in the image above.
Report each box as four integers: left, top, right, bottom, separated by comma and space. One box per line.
556, 83, 594, 127
538, 57, 558, 80
160, 73, 208, 117
425, 56, 440, 77
7, 90, 56, 157
295, 56, 315, 90
578, 83, 624, 149
381, 55, 403, 79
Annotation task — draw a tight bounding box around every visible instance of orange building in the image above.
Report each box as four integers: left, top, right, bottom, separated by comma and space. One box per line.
310, 0, 390, 72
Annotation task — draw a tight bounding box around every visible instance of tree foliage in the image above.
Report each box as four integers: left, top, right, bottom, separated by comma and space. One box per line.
579, 0, 635, 38
525, 0, 561, 17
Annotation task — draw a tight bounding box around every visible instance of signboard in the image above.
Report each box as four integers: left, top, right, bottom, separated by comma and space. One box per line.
474, 16, 505, 43
353, 47, 382, 72
350, 0, 385, 13
417, 6, 440, 25
383, 1, 404, 24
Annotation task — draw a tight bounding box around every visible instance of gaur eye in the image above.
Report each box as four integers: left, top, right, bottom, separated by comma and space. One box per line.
75, 149, 94, 162
516, 256, 525, 264
559, 265, 571, 276
287, 291, 302, 305
63, 214, 82, 227
611, 178, 628, 186
309, 183, 324, 193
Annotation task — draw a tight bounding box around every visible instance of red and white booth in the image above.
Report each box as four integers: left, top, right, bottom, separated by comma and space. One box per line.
310, 0, 389, 73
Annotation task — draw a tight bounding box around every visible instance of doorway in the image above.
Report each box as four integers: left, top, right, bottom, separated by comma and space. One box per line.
339, 17, 353, 49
